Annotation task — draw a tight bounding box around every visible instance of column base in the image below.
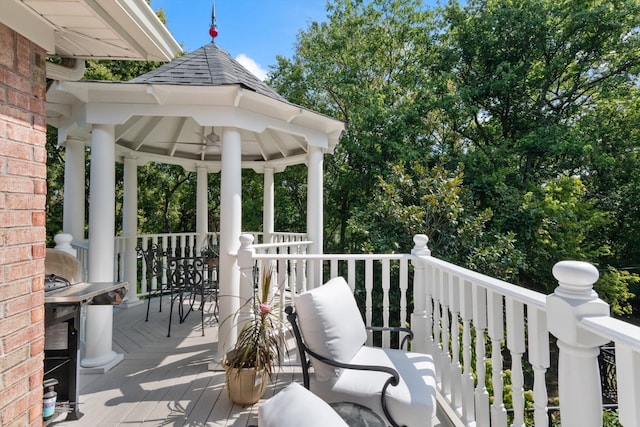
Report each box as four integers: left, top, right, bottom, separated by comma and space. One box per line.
80, 352, 123, 374
120, 297, 143, 309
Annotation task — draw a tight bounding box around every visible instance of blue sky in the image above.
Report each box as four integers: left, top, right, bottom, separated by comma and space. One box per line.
151, 0, 329, 79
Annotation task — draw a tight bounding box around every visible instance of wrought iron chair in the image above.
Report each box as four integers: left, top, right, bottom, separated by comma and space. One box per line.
136, 244, 168, 321
286, 276, 437, 427
166, 256, 218, 337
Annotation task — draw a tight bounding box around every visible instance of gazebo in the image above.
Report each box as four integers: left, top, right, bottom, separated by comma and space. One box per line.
46, 41, 345, 372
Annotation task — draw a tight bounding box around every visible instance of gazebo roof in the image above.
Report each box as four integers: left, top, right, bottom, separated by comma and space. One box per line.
129, 43, 285, 102
47, 43, 344, 172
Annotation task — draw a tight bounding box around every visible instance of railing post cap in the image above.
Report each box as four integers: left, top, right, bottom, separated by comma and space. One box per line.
552, 261, 599, 299
412, 234, 430, 256
239, 234, 255, 246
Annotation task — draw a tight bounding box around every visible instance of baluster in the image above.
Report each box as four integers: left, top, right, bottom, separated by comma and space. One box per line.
506, 297, 525, 427
382, 259, 391, 347
432, 267, 443, 384
441, 271, 452, 398
365, 259, 374, 344
617, 343, 640, 427
330, 259, 338, 278
399, 258, 408, 345
488, 290, 507, 427
473, 285, 490, 426
347, 259, 356, 292
461, 279, 476, 425
527, 307, 549, 427
450, 275, 463, 413
140, 239, 149, 295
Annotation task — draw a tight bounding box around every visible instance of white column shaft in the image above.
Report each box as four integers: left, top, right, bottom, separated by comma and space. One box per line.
196, 165, 209, 250
218, 128, 242, 356
122, 157, 140, 306
307, 145, 324, 287
82, 124, 121, 370
62, 137, 86, 241
263, 167, 275, 243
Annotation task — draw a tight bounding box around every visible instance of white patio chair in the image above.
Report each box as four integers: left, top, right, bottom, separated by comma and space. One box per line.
285, 277, 437, 427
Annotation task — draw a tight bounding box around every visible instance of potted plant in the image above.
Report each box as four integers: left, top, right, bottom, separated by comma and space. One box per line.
223, 266, 287, 405
199, 243, 219, 267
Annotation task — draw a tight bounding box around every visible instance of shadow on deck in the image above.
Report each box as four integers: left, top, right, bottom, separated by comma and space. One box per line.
51, 296, 299, 427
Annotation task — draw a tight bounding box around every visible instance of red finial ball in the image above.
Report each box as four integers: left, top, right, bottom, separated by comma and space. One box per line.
209, 27, 218, 38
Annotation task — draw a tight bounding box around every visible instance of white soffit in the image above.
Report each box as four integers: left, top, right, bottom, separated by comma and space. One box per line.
1, 0, 181, 61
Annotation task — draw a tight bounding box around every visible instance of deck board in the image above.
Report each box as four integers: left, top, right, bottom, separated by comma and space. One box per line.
51, 295, 447, 427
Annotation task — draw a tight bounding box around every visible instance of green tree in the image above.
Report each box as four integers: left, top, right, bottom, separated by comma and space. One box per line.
269, 0, 439, 252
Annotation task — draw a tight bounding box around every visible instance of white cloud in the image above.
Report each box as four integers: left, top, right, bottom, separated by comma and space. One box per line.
235, 54, 268, 81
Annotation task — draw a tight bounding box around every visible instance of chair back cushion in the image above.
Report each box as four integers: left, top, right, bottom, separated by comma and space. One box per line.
294, 277, 367, 381
258, 382, 348, 427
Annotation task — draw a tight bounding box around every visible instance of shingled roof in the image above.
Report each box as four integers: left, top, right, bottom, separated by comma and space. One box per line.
128, 42, 285, 101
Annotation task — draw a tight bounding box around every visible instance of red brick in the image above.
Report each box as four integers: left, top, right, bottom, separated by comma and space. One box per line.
29, 98, 45, 117
0, 25, 15, 68
33, 146, 46, 162
1, 244, 31, 263
0, 211, 31, 227
0, 311, 31, 337
0, 105, 30, 126
32, 83, 45, 100
32, 211, 45, 226
0, 138, 32, 160
32, 115, 46, 132
8, 158, 46, 178
31, 243, 45, 259
3, 70, 31, 94
34, 179, 46, 196
32, 275, 44, 292
30, 336, 44, 357
5, 193, 46, 210
0, 176, 33, 193
5, 294, 40, 317
3, 325, 44, 354
6, 259, 44, 282
3, 356, 43, 387
16, 37, 31, 77
0, 280, 30, 303
6, 122, 31, 145
31, 305, 44, 324
4, 228, 45, 246
7, 89, 31, 111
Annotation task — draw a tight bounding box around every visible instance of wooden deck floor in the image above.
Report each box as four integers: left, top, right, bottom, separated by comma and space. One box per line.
52, 297, 299, 427
51, 296, 449, 427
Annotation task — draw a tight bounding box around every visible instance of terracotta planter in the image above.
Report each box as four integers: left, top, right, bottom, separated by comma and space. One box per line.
225, 366, 268, 406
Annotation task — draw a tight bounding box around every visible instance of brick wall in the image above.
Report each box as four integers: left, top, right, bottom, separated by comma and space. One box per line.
0, 22, 48, 427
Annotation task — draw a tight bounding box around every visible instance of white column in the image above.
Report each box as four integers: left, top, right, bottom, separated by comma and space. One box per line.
213, 127, 242, 367
306, 145, 324, 288
81, 123, 123, 372
62, 136, 86, 241
121, 156, 141, 307
196, 165, 209, 251
263, 167, 275, 244
546, 261, 609, 427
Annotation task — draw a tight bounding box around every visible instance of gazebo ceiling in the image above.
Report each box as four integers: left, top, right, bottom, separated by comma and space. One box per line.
46, 43, 345, 172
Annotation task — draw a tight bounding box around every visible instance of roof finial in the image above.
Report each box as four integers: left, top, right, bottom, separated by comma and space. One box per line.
209, 0, 218, 40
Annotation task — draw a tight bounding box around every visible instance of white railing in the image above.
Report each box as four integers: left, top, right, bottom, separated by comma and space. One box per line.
238, 233, 640, 427
126, 231, 306, 296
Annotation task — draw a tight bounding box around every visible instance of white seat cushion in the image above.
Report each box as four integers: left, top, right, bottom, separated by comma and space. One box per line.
310, 346, 437, 427
294, 277, 367, 381
258, 382, 348, 427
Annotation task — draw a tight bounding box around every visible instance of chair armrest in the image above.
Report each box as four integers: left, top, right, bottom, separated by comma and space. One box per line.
365, 326, 414, 350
